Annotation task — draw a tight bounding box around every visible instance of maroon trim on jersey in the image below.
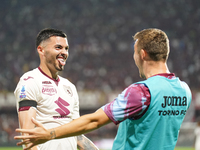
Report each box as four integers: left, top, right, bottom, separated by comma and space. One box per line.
38, 67, 60, 85
18, 106, 31, 111
151, 73, 175, 79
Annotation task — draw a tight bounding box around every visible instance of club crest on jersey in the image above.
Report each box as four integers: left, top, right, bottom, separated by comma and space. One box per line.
63, 85, 73, 97
19, 85, 26, 98
42, 85, 57, 96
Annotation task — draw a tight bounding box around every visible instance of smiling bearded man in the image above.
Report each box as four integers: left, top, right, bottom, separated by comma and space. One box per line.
14, 28, 98, 150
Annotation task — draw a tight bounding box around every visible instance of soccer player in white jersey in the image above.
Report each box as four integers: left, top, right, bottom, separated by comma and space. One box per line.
14, 28, 98, 150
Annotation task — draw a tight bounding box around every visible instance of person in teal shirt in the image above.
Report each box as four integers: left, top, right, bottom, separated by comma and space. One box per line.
14, 28, 192, 150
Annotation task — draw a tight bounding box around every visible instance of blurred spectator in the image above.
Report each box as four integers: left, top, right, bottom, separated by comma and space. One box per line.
0, 0, 200, 92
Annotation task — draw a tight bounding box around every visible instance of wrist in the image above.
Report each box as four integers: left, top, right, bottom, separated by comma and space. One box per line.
49, 128, 56, 140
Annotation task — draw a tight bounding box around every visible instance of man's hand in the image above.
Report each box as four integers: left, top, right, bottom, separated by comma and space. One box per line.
14, 117, 53, 150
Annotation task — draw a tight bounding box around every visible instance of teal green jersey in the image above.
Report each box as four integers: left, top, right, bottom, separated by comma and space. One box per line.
112, 75, 192, 150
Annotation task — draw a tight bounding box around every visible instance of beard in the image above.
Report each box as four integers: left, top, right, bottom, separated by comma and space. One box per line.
139, 71, 146, 79
55, 63, 64, 71
45, 51, 65, 72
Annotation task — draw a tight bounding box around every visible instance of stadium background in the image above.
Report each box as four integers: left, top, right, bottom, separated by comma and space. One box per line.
0, 0, 199, 149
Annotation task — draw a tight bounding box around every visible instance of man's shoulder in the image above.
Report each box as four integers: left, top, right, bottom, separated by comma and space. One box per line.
58, 76, 75, 87
14, 68, 39, 94
123, 83, 150, 97
20, 68, 39, 81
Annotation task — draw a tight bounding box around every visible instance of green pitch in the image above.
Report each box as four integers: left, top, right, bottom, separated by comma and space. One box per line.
175, 148, 194, 150
0, 147, 195, 150
0, 148, 22, 150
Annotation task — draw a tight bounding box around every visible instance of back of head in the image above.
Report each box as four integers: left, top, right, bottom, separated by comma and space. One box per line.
133, 28, 170, 61
36, 28, 67, 48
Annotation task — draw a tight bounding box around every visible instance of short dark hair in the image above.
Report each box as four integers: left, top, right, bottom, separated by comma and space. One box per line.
133, 28, 170, 61
36, 28, 67, 48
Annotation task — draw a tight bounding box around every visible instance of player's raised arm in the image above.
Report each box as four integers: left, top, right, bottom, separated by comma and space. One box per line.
14, 108, 111, 150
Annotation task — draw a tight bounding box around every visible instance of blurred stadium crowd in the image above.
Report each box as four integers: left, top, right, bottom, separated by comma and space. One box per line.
0, 0, 200, 146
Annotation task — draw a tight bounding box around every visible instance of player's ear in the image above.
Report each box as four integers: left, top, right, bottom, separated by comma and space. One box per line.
140, 49, 146, 60
140, 49, 149, 61
37, 46, 44, 55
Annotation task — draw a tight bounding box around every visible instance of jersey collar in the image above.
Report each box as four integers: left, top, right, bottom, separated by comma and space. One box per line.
151, 73, 176, 79
38, 67, 60, 82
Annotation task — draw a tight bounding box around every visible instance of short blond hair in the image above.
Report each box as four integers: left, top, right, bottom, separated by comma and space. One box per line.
133, 28, 170, 61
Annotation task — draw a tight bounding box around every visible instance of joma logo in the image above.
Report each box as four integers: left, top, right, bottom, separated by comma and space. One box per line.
161, 96, 187, 108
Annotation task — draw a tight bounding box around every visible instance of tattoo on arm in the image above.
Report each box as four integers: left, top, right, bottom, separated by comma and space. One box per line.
50, 128, 56, 139
77, 135, 99, 150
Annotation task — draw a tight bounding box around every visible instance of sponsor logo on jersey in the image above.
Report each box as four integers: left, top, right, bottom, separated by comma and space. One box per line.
53, 116, 69, 119
158, 96, 187, 116
24, 76, 33, 81
42, 81, 52, 84
19, 85, 26, 98
54, 97, 70, 118
42, 85, 57, 96
63, 85, 73, 97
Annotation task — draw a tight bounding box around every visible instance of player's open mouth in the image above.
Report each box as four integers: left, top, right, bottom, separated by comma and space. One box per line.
57, 55, 66, 66
57, 58, 66, 66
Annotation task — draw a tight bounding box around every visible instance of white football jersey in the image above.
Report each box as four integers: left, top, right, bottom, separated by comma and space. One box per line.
14, 67, 80, 150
